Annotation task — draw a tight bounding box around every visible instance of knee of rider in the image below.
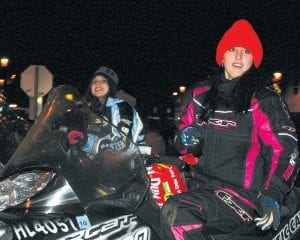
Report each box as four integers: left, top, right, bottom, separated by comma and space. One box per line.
162, 203, 178, 225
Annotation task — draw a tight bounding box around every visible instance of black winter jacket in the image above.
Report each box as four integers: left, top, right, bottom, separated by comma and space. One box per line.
177, 77, 299, 204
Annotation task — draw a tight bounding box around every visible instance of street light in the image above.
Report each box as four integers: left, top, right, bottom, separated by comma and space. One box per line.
0, 57, 16, 86
273, 72, 282, 82
0, 57, 9, 87
179, 86, 186, 93
0, 79, 5, 88
0, 57, 9, 67
9, 103, 18, 108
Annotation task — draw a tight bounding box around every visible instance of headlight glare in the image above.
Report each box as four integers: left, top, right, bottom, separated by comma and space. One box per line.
0, 171, 55, 211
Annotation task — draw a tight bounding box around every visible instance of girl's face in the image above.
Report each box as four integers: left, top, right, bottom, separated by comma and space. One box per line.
91, 75, 110, 101
222, 47, 254, 80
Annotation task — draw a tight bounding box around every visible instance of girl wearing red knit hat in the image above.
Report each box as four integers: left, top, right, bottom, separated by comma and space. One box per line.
161, 19, 299, 239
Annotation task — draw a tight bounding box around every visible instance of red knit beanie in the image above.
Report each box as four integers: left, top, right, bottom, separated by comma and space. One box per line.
216, 19, 263, 68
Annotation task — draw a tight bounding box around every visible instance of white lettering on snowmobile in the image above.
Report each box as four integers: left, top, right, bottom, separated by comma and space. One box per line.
12, 217, 77, 240
149, 177, 161, 200
147, 166, 162, 200
169, 166, 180, 191
57, 214, 146, 240
273, 210, 300, 240
121, 226, 151, 240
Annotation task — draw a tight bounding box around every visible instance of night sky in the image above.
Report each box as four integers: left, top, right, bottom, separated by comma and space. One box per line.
0, 0, 298, 117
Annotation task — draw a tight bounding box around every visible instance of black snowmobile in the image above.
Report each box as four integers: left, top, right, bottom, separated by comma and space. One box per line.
0, 85, 299, 240
0, 85, 161, 240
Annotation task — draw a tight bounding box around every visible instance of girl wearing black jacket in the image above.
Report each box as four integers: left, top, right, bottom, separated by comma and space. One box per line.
161, 19, 299, 240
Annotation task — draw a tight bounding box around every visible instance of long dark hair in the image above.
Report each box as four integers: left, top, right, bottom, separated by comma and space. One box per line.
200, 66, 266, 121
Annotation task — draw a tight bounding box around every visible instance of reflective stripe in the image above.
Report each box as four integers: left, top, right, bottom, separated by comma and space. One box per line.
278, 133, 298, 142
110, 103, 122, 138
131, 109, 144, 143
193, 98, 204, 108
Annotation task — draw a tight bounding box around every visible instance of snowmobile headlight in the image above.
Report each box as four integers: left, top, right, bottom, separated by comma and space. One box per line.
0, 171, 55, 211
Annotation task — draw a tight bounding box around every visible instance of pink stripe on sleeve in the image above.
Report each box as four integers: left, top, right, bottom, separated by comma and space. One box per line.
193, 86, 209, 97
250, 99, 284, 189
244, 100, 261, 189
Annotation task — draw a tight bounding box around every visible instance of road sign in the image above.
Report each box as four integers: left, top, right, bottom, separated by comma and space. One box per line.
20, 65, 53, 97
20, 65, 53, 120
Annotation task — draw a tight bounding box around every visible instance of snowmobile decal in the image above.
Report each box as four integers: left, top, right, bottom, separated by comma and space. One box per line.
57, 215, 150, 240
12, 217, 78, 240
273, 210, 300, 240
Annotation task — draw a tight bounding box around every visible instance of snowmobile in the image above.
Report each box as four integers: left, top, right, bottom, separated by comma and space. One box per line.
0, 85, 299, 240
0, 85, 164, 239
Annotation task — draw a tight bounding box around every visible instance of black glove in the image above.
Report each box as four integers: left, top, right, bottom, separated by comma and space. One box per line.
180, 127, 202, 147
254, 195, 280, 231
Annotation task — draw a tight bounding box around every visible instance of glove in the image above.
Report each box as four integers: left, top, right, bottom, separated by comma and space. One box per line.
179, 153, 198, 165
68, 130, 85, 145
180, 127, 202, 146
254, 195, 280, 231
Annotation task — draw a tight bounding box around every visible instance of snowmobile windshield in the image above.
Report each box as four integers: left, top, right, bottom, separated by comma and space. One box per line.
0, 99, 31, 165
2, 85, 149, 213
